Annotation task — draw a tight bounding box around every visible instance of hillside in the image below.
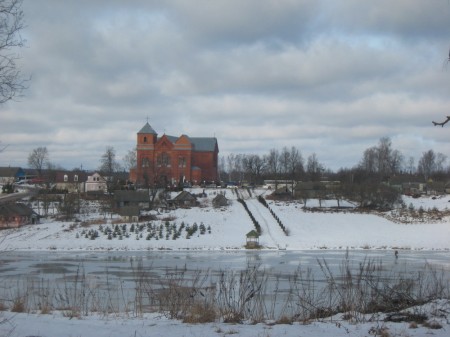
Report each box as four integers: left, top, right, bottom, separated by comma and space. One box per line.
1, 188, 449, 251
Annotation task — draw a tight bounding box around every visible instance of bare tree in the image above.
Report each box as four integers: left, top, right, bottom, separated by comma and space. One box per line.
279, 146, 291, 178
242, 154, 265, 185
99, 146, 121, 194
226, 153, 243, 183
0, 0, 28, 103
225, 154, 234, 182
435, 152, 447, 172
418, 150, 435, 181
218, 156, 226, 182
27, 146, 49, 176
406, 156, 416, 174
360, 146, 378, 174
418, 149, 447, 181
377, 137, 394, 174
57, 193, 78, 221
265, 148, 280, 188
122, 148, 137, 172
287, 146, 303, 187
306, 153, 323, 182
359, 137, 403, 179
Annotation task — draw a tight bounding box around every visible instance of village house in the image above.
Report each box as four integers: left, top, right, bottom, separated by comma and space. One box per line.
54, 170, 87, 193
113, 190, 150, 209
85, 172, 107, 193
130, 122, 219, 187
0, 167, 27, 184
169, 191, 199, 208
212, 193, 229, 208
0, 203, 39, 229
110, 190, 150, 222
117, 206, 140, 223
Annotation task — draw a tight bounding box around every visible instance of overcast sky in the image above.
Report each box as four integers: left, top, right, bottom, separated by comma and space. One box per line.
1, 0, 450, 172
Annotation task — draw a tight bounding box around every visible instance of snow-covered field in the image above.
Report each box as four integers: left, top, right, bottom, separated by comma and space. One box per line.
1, 188, 449, 251
1, 188, 450, 337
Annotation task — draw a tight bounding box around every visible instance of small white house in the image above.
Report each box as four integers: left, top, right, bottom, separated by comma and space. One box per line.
85, 172, 107, 193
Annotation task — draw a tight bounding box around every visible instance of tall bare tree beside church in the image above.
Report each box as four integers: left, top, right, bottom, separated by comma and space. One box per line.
123, 148, 137, 172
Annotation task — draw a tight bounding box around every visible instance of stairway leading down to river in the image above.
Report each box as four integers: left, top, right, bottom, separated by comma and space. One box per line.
244, 198, 286, 249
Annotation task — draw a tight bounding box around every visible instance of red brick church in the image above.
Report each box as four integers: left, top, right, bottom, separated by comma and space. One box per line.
130, 123, 219, 186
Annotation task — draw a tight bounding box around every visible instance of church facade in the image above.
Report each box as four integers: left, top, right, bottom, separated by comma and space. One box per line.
130, 123, 219, 186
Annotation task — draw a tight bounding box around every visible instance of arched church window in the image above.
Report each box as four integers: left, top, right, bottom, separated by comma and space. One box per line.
143, 136, 147, 143
142, 157, 150, 167
178, 157, 186, 168
157, 153, 171, 167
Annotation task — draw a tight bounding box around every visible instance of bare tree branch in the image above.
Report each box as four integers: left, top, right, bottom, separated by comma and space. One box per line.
0, 141, 9, 152
0, 0, 28, 104
432, 116, 450, 127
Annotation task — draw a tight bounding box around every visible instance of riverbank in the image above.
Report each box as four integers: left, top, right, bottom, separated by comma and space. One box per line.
1, 249, 449, 337
2, 300, 449, 337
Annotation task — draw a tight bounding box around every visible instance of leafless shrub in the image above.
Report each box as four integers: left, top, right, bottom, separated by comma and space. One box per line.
10, 297, 26, 313
0, 301, 7, 311
153, 266, 214, 321
423, 319, 443, 329
216, 264, 268, 323
182, 302, 216, 323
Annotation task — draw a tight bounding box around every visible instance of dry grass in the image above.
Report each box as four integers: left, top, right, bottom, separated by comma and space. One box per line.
275, 316, 293, 325
0, 301, 7, 311
423, 320, 443, 329
182, 303, 216, 323
11, 298, 26, 313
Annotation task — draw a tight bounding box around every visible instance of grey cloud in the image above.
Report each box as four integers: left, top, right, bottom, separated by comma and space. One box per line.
1, 0, 449, 171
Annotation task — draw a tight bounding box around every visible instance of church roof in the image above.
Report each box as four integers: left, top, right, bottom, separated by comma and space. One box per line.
164, 135, 217, 152
190, 137, 218, 152
138, 123, 157, 135
137, 123, 218, 152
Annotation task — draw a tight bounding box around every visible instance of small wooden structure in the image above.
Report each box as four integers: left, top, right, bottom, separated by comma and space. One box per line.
212, 194, 229, 208
0, 203, 39, 229
246, 230, 260, 249
118, 206, 140, 222
114, 190, 150, 209
169, 191, 198, 208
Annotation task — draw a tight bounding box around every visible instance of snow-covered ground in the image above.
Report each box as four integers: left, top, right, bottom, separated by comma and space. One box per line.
1, 188, 449, 251
1, 300, 449, 337
1, 188, 450, 337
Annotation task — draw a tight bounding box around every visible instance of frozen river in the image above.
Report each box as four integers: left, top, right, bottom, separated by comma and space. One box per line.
1, 249, 449, 281
1, 250, 449, 317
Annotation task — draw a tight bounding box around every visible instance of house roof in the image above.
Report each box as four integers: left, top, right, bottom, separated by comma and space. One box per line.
212, 194, 228, 206
164, 136, 217, 152
138, 122, 157, 135
0, 167, 25, 178
172, 191, 197, 201
0, 203, 36, 217
246, 230, 260, 238
56, 171, 88, 183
